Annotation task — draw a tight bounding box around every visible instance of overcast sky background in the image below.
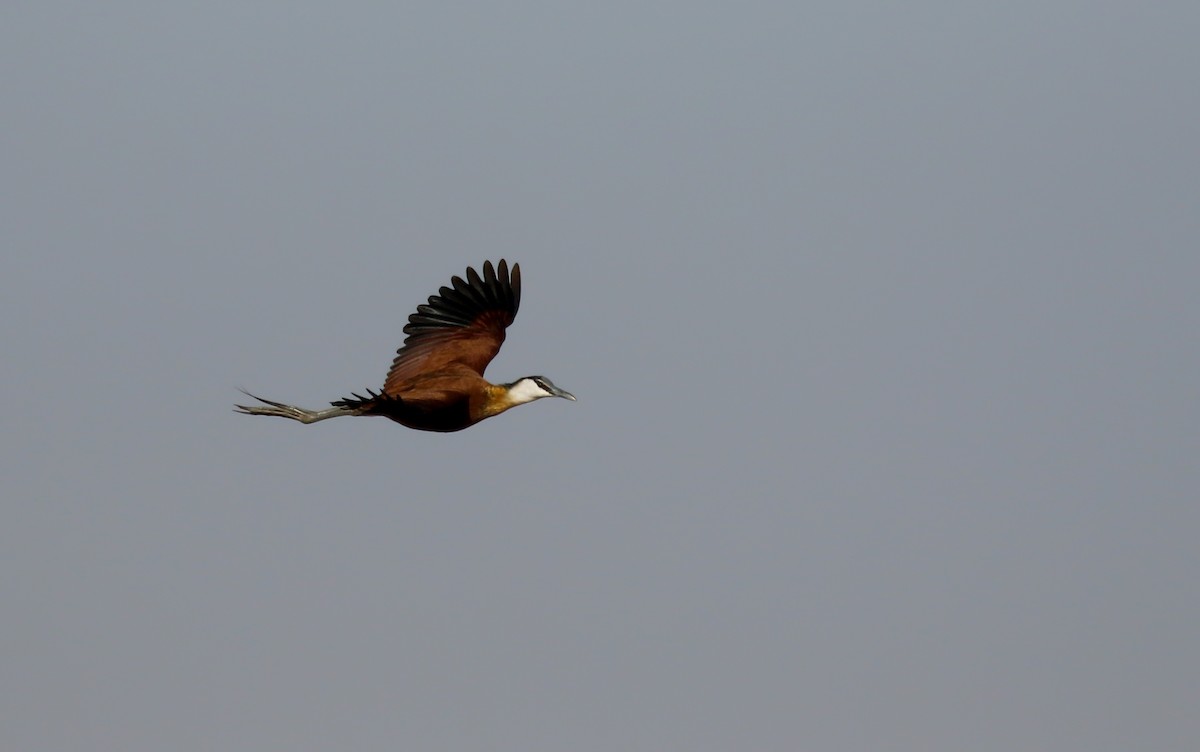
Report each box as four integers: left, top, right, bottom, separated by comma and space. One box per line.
3, 3, 1198, 750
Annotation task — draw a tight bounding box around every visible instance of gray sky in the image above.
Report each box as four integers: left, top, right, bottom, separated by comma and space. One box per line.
3, 2, 1198, 750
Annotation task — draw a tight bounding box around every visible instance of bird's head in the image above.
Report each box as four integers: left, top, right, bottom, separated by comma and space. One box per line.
505, 376, 576, 406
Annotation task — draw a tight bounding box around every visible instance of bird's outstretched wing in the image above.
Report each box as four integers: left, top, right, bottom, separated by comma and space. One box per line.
382, 260, 521, 394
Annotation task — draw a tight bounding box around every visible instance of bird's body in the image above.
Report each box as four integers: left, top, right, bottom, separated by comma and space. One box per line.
236, 260, 573, 432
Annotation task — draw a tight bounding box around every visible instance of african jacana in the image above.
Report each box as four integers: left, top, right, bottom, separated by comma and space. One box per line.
235, 260, 574, 432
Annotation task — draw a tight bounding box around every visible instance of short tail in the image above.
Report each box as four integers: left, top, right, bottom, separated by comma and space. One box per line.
330, 387, 401, 413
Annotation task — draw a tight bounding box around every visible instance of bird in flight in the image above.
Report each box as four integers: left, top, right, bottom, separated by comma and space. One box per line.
236, 260, 574, 432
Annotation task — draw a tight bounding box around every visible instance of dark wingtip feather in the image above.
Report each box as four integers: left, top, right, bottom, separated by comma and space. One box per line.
481, 260, 499, 305
399, 260, 521, 341
510, 261, 521, 311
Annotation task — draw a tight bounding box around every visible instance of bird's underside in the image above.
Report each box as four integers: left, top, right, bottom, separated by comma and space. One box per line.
235, 260, 574, 433
236, 383, 480, 432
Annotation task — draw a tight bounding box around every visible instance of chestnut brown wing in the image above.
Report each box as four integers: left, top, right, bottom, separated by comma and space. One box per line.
382, 260, 521, 394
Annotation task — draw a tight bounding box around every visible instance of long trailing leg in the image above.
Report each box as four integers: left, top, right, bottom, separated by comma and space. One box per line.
234, 389, 359, 424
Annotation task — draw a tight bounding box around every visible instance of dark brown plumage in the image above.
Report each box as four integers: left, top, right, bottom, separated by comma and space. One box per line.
235, 260, 574, 432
